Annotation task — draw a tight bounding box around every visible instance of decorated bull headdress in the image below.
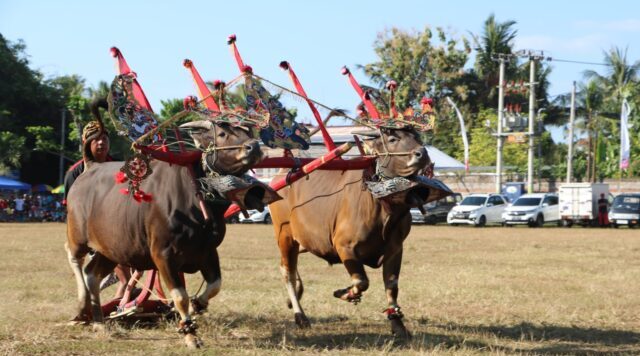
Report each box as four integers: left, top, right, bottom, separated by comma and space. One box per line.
106, 47, 280, 210
341, 67, 435, 132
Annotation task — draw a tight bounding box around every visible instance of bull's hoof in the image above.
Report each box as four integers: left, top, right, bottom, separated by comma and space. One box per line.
294, 312, 310, 328
390, 318, 411, 340
92, 322, 106, 333
184, 333, 202, 349
190, 298, 207, 315
68, 314, 91, 325
333, 287, 361, 304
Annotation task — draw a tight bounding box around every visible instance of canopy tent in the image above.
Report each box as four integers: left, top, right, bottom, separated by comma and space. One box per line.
425, 146, 465, 171
51, 185, 64, 194
0, 176, 31, 191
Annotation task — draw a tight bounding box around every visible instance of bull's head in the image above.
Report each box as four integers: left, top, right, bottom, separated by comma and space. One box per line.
355, 127, 434, 209
180, 119, 280, 213
180, 120, 262, 176
355, 127, 430, 178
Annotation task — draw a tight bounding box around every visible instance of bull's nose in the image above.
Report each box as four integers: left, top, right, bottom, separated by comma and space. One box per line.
244, 144, 254, 152
413, 148, 425, 159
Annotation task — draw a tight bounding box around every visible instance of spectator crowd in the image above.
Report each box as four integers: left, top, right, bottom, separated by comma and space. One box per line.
0, 193, 66, 222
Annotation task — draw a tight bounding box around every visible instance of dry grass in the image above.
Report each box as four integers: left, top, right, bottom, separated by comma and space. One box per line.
0, 223, 639, 355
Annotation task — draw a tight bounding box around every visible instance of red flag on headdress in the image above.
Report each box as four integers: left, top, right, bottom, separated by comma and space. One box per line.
227, 35, 252, 74
386, 81, 398, 118
110, 47, 153, 112
281, 61, 336, 151
341, 67, 380, 121
183, 59, 220, 112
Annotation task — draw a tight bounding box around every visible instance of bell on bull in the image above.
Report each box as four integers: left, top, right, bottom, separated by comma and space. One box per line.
270, 68, 452, 338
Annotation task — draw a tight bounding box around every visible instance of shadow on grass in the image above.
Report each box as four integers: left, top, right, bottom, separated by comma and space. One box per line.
100, 312, 640, 354
428, 320, 640, 355
430, 320, 640, 346
205, 312, 504, 352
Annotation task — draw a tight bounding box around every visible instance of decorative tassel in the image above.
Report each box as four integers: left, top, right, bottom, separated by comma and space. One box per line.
119, 188, 130, 195
183, 96, 198, 110
115, 171, 128, 184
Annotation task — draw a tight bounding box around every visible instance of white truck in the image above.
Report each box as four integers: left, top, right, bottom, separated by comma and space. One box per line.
558, 183, 609, 227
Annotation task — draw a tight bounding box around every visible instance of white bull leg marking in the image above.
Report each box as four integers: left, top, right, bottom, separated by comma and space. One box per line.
193, 278, 221, 312
171, 287, 201, 348
281, 265, 310, 327
170, 287, 191, 322
65, 243, 89, 321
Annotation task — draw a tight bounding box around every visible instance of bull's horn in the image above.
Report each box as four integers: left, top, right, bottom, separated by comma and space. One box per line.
351, 129, 380, 138
179, 120, 214, 131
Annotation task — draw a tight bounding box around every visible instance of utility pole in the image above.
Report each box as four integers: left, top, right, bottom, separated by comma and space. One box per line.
566, 81, 576, 183
496, 57, 506, 193
526, 55, 537, 194
58, 109, 66, 186
537, 108, 545, 191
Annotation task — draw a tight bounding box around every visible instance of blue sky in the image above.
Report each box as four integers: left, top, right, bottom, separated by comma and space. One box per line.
2, 0, 639, 141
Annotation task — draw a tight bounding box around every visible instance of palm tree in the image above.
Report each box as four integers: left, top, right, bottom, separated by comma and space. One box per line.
583, 47, 640, 179
584, 47, 640, 104
471, 14, 518, 105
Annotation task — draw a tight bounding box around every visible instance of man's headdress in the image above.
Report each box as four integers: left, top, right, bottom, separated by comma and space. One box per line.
82, 120, 107, 143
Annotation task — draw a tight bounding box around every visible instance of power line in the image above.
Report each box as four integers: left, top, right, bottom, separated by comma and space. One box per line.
546, 57, 611, 67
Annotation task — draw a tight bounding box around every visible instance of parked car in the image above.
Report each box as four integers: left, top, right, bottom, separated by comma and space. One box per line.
239, 206, 272, 224
411, 193, 462, 224
502, 193, 559, 227
609, 193, 640, 228
447, 193, 508, 227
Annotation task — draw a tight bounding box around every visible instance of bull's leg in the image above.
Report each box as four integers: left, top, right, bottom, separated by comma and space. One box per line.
287, 270, 304, 308
65, 242, 91, 323
191, 249, 222, 314
83, 252, 116, 327
334, 246, 369, 304
153, 253, 200, 349
382, 246, 410, 339
278, 231, 310, 328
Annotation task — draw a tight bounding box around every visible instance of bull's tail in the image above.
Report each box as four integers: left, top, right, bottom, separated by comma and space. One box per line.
90, 97, 108, 133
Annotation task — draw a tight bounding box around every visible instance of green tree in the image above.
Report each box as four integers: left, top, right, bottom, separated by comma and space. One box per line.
362, 26, 472, 158
0, 132, 26, 175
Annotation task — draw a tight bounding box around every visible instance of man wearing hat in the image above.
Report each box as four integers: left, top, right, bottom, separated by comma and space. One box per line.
64, 120, 133, 300
63, 120, 110, 203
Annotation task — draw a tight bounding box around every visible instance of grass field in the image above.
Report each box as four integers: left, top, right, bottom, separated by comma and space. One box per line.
0, 223, 639, 355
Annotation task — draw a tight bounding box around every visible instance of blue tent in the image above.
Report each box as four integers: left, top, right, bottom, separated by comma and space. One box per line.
0, 176, 31, 191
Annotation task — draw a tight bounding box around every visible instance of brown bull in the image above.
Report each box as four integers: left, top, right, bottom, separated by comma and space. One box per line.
270, 127, 430, 337
65, 118, 271, 348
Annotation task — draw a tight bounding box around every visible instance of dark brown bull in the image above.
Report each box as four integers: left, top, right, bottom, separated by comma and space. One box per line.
270, 127, 430, 338
65, 118, 268, 348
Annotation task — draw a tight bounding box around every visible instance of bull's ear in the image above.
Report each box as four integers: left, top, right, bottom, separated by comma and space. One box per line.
180, 120, 214, 149
361, 139, 376, 155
